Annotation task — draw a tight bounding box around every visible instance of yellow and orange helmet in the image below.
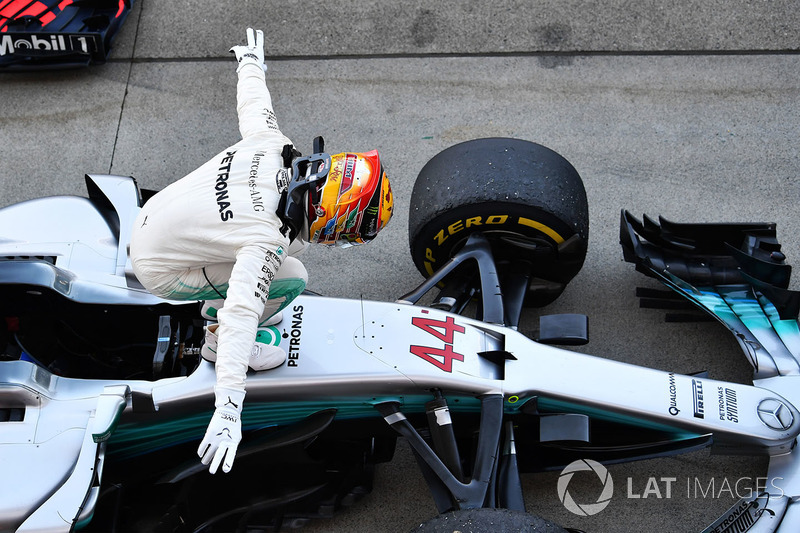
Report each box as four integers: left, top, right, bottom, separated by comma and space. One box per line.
307, 150, 393, 247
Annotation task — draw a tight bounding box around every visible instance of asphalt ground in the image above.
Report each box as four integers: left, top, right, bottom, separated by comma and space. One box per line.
0, 1, 798, 532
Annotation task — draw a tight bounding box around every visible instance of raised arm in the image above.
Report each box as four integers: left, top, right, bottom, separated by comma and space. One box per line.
230, 28, 283, 140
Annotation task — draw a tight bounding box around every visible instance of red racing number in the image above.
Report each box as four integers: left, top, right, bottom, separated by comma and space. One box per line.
410, 315, 465, 372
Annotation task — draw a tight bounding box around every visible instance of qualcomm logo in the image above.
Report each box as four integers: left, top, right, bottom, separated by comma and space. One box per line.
557, 459, 614, 516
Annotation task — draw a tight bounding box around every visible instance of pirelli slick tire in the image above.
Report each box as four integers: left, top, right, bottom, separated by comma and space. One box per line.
409, 138, 588, 307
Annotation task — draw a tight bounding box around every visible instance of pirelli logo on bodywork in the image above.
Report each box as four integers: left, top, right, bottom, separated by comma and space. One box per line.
0, 33, 102, 57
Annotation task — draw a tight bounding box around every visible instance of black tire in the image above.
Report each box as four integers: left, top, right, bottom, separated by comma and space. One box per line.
413, 508, 571, 533
409, 138, 589, 307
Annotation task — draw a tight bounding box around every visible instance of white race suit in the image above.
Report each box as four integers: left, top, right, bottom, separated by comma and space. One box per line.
130, 62, 307, 391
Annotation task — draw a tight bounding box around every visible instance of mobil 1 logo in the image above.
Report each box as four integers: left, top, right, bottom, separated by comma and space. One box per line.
0, 33, 99, 58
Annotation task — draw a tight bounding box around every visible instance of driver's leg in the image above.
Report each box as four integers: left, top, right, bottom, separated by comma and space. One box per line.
200, 257, 307, 370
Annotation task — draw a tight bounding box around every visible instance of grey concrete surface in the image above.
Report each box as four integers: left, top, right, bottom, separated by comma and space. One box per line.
122, 0, 800, 58
0, 0, 798, 532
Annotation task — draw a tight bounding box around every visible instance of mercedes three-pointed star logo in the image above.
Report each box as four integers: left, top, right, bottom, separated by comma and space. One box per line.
757, 398, 794, 431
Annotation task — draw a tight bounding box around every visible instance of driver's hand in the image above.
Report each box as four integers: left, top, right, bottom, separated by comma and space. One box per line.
230, 27, 266, 73
197, 386, 245, 474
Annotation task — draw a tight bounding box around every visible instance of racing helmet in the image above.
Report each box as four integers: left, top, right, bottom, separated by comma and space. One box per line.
307, 150, 393, 247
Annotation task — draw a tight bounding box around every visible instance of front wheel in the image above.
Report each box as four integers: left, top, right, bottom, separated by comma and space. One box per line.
408, 138, 589, 307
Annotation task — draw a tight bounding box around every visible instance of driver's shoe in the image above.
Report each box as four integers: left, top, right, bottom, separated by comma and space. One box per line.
200, 299, 224, 321
201, 324, 286, 371
247, 341, 286, 371
200, 324, 219, 362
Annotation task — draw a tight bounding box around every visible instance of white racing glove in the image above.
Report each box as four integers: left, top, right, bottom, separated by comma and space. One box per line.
230, 27, 266, 73
197, 386, 245, 474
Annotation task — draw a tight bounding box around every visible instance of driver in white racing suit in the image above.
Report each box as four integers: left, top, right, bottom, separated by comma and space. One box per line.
129, 28, 393, 475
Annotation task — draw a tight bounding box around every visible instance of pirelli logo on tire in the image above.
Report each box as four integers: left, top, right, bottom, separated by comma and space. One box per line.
423, 215, 565, 275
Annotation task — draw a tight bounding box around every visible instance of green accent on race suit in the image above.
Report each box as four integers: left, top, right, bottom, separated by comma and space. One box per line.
170, 280, 230, 301
268, 278, 306, 305
167, 276, 304, 303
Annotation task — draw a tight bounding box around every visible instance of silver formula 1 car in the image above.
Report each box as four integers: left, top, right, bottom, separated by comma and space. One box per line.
1, 138, 798, 533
